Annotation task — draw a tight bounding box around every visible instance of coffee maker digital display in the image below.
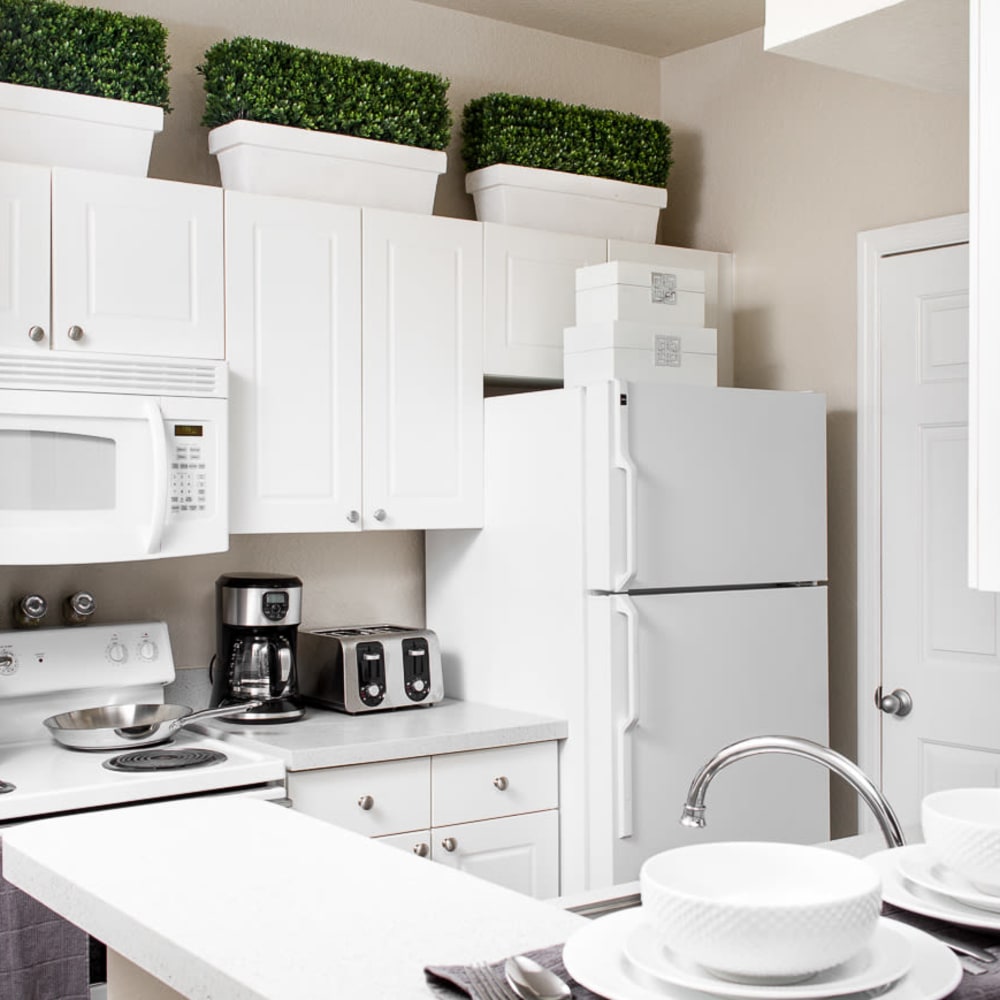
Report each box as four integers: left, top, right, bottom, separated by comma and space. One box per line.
211, 572, 305, 722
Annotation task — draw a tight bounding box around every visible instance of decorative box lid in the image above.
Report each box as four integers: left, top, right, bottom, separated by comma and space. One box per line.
575, 259, 706, 295
564, 321, 717, 354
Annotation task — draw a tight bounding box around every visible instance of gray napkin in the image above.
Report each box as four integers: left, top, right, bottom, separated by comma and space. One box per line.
0, 843, 90, 1000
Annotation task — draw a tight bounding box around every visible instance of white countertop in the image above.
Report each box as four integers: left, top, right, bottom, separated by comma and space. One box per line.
191, 698, 568, 770
2, 796, 586, 999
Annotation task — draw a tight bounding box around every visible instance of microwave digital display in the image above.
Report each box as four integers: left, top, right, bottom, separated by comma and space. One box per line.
174, 425, 204, 437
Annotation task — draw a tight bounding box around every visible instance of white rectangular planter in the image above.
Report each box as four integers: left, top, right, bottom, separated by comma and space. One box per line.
209, 120, 447, 214
0, 82, 163, 176
465, 163, 667, 242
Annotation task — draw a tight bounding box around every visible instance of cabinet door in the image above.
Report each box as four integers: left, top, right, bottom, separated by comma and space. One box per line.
287, 758, 430, 837
483, 223, 606, 381
362, 209, 484, 529
225, 191, 363, 533
0, 162, 50, 354
432, 811, 560, 898
51, 168, 224, 358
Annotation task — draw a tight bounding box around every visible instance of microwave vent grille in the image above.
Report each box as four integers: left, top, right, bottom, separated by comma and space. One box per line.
0, 353, 227, 398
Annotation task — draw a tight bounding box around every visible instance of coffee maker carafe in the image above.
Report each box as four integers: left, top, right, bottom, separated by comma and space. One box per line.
211, 573, 305, 722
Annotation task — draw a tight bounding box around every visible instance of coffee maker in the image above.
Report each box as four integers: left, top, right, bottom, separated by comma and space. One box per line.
211, 572, 305, 722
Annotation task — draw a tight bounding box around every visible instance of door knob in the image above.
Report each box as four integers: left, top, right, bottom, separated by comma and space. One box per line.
878, 687, 913, 717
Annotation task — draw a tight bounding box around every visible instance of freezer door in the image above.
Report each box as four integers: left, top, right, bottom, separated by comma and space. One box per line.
585, 381, 828, 591
583, 587, 829, 890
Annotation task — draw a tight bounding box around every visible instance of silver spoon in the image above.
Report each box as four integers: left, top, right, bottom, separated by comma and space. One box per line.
504, 955, 572, 1000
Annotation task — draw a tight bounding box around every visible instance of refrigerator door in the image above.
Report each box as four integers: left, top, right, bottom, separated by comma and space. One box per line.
584, 381, 828, 592
584, 586, 829, 889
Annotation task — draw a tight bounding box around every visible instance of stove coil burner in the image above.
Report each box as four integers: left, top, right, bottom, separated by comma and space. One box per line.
102, 748, 228, 772
0, 780, 15, 794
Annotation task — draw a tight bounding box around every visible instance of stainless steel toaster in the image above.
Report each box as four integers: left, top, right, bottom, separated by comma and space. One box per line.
296, 625, 443, 714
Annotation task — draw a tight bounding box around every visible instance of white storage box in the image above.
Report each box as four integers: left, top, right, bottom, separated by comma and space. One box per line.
563, 321, 717, 388
576, 260, 705, 327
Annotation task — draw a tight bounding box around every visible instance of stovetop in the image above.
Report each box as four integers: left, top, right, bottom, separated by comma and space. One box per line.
0, 621, 286, 824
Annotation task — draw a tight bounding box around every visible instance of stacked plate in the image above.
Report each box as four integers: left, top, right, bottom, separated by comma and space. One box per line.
563, 841, 962, 1000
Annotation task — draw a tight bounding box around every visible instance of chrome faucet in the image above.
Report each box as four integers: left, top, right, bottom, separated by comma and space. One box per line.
680, 735, 906, 849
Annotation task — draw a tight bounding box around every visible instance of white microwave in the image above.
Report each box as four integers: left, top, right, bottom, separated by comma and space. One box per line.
0, 352, 228, 565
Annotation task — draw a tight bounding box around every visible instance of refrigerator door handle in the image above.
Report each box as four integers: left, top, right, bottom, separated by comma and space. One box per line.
612, 388, 638, 591
614, 594, 640, 839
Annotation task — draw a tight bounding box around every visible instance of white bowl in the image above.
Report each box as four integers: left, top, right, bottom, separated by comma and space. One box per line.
639, 842, 882, 984
922, 788, 1000, 894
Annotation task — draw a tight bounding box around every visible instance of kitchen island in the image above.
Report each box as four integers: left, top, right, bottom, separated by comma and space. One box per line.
1, 796, 586, 999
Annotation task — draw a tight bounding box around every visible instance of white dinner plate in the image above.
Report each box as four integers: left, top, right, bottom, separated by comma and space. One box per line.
895, 844, 1000, 913
867, 846, 1000, 931
562, 908, 961, 1000
622, 919, 912, 1000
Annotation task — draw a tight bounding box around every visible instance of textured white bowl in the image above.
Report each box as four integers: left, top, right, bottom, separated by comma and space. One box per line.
639, 842, 882, 983
922, 788, 1000, 894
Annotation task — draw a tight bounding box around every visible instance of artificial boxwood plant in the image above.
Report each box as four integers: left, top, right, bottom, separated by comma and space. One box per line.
461, 93, 672, 188
0, 0, 171, 110
199, 37, 452, 151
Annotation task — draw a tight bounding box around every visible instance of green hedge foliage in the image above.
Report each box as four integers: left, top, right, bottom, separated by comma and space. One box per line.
461, 93, 672, 187
0, 0, 170, 110
199, 37, 452, 151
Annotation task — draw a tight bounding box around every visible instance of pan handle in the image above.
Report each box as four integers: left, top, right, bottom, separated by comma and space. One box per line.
169, 701, 265, 735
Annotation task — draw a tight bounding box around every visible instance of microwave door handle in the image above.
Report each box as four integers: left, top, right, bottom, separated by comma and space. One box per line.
143, 399, 169, 554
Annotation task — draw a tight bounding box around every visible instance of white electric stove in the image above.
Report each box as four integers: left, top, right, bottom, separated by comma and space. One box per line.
0, 620, 286, 825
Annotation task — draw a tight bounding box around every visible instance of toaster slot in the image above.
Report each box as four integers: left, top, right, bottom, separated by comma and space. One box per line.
402, 637, 431, 702
357, 641, 386, 708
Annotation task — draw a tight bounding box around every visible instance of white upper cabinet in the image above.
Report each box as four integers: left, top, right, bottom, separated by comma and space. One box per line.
763, 0, 968, 94
0, 162, 49, 352
226, 191, 363, 533
0, 162, 223, 359
51, 169, 224, 359
483, 223, 606, 381
362, 208, 484, 530
226, 195, 484, 534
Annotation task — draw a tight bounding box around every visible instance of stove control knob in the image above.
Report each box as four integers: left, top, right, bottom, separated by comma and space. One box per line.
107, 641, 128, 664
138, 639, 158, 661
0, 653, 15, 675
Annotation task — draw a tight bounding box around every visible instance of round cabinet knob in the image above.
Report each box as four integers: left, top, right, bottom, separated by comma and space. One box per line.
493, 776, 509, 791
346, 510, 360, 524
67, 325, 84, 342
413, 843, 430, 858
878, 687, 913, 717
357, 794, 375, 811
27, 325, 45, 343
441, 837, 457, 852
373, 508, 387, 522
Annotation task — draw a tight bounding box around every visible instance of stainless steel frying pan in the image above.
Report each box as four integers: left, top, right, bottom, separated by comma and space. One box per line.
42, 701, 262, 751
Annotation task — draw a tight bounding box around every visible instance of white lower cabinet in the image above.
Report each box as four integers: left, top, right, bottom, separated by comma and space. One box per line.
287, 741, 560, 898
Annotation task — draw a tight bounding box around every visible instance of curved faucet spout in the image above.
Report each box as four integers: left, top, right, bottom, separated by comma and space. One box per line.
680, 735, 905, 849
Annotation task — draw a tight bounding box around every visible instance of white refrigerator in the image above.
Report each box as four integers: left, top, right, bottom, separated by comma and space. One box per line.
425, 380, 830, 895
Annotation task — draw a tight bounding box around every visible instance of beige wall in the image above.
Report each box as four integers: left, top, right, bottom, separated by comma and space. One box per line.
0, 2, 659, 664
659, 29, 969, 835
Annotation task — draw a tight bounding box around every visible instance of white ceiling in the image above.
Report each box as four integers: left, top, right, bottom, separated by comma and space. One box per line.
412, 0, 766, 58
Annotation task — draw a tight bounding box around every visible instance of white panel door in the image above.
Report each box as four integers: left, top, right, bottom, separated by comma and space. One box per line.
225, 191, 363, 533
585, 381, 828, 591
51, 168, 224, 359
362, 209, 483, 530
879, 243, 1000, 826
483, 222, 606, 381
432, 811, 560, 898
0, 162, 49, 353
586, 587, 830, 889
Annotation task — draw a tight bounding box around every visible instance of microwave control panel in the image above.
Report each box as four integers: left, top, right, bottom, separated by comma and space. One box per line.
169, 422, 211, 516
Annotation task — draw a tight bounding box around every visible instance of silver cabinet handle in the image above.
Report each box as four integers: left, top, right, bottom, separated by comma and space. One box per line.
878, 688, 913, 717
373, 508, 387, 522
413, 843, 430, 858
441, 837, 457, 852
493, 776, 509, 791
358, 794, 375, 810
67, 325, 84, 342
28, 325, 45, 342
